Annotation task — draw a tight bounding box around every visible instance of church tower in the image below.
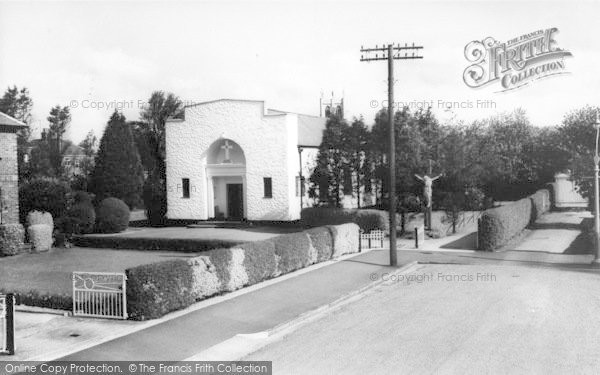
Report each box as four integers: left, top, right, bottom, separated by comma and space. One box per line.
319, 91, 344, 118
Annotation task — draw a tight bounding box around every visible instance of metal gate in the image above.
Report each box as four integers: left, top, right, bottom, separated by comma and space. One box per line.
72, 272, 127, 319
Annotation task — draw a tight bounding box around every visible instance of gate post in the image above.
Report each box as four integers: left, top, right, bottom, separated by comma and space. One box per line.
5, 294, 15, 355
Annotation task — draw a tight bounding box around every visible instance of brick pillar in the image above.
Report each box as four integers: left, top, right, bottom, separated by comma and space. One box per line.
0, 132, 20, 224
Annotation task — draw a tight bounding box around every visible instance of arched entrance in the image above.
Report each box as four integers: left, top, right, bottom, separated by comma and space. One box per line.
206, 139, 246, 220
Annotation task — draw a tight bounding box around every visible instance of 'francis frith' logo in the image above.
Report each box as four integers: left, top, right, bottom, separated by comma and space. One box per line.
463, 28, 572, 92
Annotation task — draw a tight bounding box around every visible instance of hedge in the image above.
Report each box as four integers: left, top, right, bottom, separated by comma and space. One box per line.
477, 189, 551, 251
126, 259, 196, 320
1, 289, 72, 310
95, 197, 130, 233
302, 207, 389, 233
72, 236, 243, 252
0, 224, 25, 256
126, 223, 360, 320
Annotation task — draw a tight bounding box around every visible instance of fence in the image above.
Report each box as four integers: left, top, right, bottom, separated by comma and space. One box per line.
72, 272, 127, 319
360, 229, 385, 250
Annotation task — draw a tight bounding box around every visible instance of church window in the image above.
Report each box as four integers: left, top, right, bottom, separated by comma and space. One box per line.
182, 178, 190, 198
264, 177, 272, 198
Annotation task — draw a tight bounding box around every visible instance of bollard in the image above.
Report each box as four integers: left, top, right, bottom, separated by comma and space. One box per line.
415, 227, 419, 248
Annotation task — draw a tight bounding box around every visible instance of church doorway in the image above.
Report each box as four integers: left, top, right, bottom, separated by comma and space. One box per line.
226, 184, 244, 220
206, 138, 247, 220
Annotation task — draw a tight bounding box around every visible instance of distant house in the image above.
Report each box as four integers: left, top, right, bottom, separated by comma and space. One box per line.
0, 111, 27, 224
27, 128, 88, 176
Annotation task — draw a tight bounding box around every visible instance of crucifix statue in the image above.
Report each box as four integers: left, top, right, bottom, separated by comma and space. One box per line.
221, 140, 234, 163
414, 160, 443, 230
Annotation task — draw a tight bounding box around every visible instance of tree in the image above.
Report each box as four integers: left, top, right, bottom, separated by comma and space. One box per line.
46, 105, 72, 174
558, 105, 600, 204
309, 114, 349, 207
79, 130, 97, 157
343, 117, 369, 207
0, 86, 33, 180
90, 111, 144, 208
138, 91, 183, 179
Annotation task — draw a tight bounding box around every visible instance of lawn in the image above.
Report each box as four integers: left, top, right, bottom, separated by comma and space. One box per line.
0, 247, 204, 296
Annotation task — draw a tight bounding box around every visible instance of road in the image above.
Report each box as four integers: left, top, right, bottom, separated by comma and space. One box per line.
245, 263, 600, 374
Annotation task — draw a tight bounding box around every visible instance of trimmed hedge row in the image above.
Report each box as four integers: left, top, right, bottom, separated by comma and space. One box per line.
126, 223, 360, 320
478, 189, 551, 251
72, 236, 243, 252
302, 207, 389, 233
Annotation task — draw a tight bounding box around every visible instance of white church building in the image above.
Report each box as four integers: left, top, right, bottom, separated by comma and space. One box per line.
165, 99, 326, 221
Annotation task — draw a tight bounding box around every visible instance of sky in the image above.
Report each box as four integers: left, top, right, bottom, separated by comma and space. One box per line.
1, 0, 599, 143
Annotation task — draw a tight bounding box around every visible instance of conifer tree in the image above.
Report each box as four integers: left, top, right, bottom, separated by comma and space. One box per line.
90, 111, 144, 208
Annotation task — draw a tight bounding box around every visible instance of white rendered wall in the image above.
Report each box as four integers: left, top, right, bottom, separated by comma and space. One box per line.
166, 100, 298, 221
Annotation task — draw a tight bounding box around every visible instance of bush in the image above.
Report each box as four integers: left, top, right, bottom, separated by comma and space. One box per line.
66, 203, 96, 234
26, 210, 53, 228
239, 240, 278, 285
72, 236, 241, 252
126, 259, 195, 320
143, 177, 167, 227
28, 224, 53, 252
0, 224, 25, 256
187, 255, 223, 299
95, 197, 130, 233
73, 191, 93, 205
4, 289, 72, 310
464, 187, 486, 211
302, 207, 389, 233
125, 224, 359, 320
271, 232, 312, 274
306, 227, 334, 262
478, 197, 532, 251
19, 178, 70, 223
329, 223, 360, 257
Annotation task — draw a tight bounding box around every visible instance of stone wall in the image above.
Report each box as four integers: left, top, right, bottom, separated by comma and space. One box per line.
0, 132, 19, 224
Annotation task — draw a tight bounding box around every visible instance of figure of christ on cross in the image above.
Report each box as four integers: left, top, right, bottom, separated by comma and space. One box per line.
414, 174, 442, 208
221, 140, 234, 163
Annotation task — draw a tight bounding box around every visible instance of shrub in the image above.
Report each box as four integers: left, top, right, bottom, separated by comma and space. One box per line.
187, 255, 222, 299
72, 191, 93, 205
329, 223, 360, 257
95, 197, 130, 233
66, 203, 96, 234
19, 178, 70, 223
464, 187, 486, 211
143, 177, 167, 227
126, 259, 195, 320
26, 210, 53, 228
71, 236, 241, 252
478, 198, 532, 251
271, 232, 312, 274
5, 289, 72, 310
306, 227, 334, 262
0, 224, 25, 256
125, 224, 359, 320
28, 224, 53, 252
90, 111, 144, 209
239, 240, 278, 285
301, 207, 389, 233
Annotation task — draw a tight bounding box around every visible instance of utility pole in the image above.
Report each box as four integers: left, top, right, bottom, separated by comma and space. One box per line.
360, 42, 423, 266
